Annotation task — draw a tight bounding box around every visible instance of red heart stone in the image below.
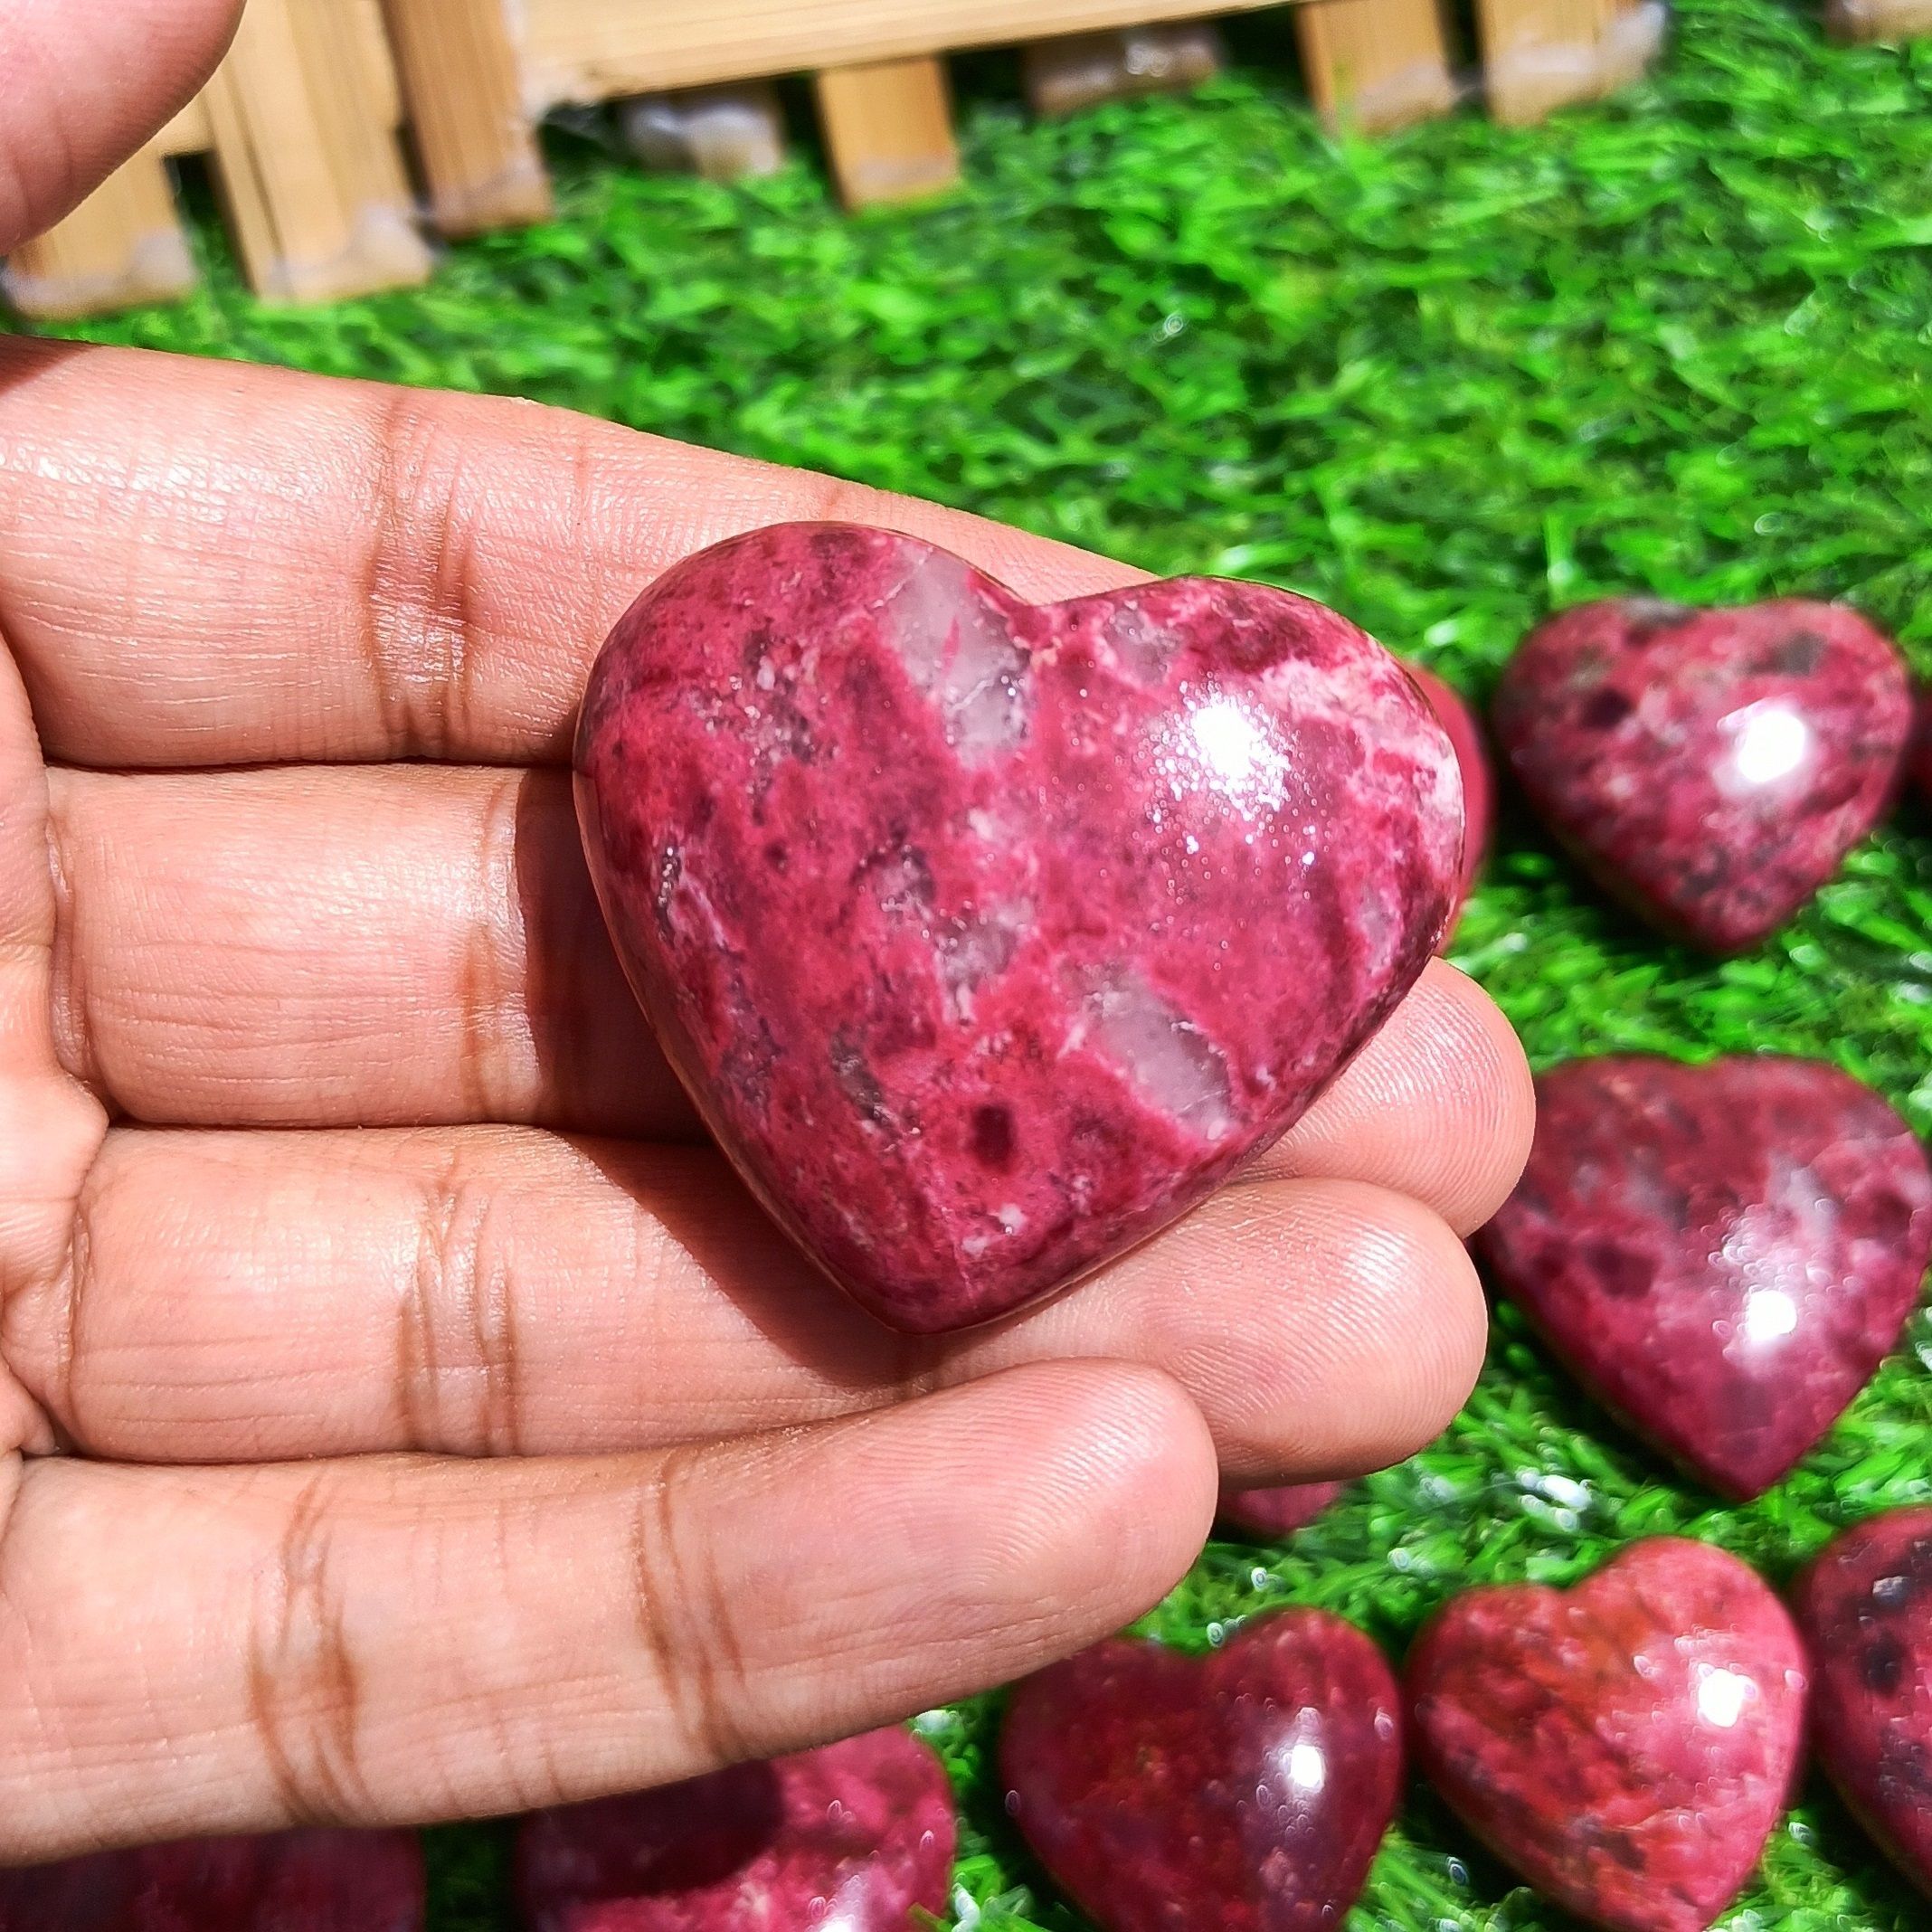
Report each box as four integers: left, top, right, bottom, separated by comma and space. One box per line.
1000, 1609, 1403, 1931
1476, 1054, 1932, 1500
1492, 598, 1911, 952
1791, 1509, 1932, 1898
1404, 662, 1492, 911
576, 524, 1463, 1331
0, 1830, 424, 1932
1216, 1480, 1344, 1539
514, 1727, 954, 1932
1407, 1538, 1808, 1932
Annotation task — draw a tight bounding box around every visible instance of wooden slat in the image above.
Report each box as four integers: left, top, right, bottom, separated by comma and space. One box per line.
349, 0, 404, 128
158, 0, 398, 158
1479, 0, 1662, 123
2, 148, 196, 319
203, 0, 431, 303
380, 0, 553, 234
815, 56, 959, 207
1294, 0, 1457, 131
1023, 23, 1223, 118
521, 0, 1272, 103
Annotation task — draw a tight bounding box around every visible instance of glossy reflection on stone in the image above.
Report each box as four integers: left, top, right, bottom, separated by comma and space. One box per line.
0, 1830, 425, 1932
1792, 1509, 1932, 1898
576, 524, 1463, 1332
1216, 1480, 1344, 1539
1408, 1538, 1807, 1932
1492, 598, 1911, 952
515, 1728, 955, 1932
1405, 661, 1492, 913
1001, 1609, 1402, 1931
1476, 1055, 1932, 1500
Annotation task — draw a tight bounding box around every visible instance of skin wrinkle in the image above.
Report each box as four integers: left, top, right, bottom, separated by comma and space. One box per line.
360, 388, 484, 763
246, 1472, 371, 1827
41, 781, 96, 1097
401, 1139, 525, 1457
628, 1442, 759, 1771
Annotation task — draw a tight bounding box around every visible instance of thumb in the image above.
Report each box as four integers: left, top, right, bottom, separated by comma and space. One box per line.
0, 0, 243, 252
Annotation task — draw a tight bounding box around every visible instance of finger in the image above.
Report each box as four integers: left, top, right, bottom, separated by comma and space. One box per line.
14, 1124, 1484, 1482
46, 763, 694, 1136
0, 1362, 1213, 1858
0, 0, 240, 250
0, 339, 1141, 772
1249, 958, 1534, 1235
0, 636, 104, 1459
48, 768, 1527, 1238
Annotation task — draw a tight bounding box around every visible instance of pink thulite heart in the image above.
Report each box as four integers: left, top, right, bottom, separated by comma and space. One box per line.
1492, 598, 1911, 952
514, 1728, 954, 1932
1407, 1539, 1808, 1932
1792, 1510, 1932, 1898
1405, 662, 1492, 910
0, 1831, 424, 1932
1217, 1480, 1344, 1539
1000, 1610, 1403, 1931
1476, 1055, 1932, 1500
576, 523, 1463, 1332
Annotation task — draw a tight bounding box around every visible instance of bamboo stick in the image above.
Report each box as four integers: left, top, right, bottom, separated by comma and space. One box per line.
2, 149, 196, 320
202, 0, 432, 303
380, 0, 554, 235
814, 56, 960, 207
1294, 0, 1458, 132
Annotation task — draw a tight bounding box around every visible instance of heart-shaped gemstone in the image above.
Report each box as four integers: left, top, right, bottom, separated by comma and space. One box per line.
1476, 1055, 1932, 1499
1407, 1538, 1807, 1932
1405, 662, 1492, 910
1492, 598, 1911, 952
1217, 1480, 1344, 1539
576, 524, 1462, 1331
515, 1728, 954, 1932
1000, 1609, 1402, 1930
0, 1831, 424, 1932
1792, 1509, 1932, 1898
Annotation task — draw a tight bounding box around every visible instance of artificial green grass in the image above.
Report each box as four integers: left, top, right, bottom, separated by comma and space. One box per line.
38, 0, 1932, 1923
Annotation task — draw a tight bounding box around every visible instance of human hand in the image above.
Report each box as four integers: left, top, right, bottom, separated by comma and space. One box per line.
0, 0, 1531, 1860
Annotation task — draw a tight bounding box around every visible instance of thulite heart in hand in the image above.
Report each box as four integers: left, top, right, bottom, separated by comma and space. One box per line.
1476, 1055, 1932, 1500
1493, 597, 1910, 952
1407, 1538, 1807, 1932
1001, 1610, 1403, 1932
576, 524, 1463, 1331
1792, 1510, 1932, 1899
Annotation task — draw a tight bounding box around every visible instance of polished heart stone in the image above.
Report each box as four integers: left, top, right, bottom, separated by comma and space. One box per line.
1000, 1609, 1402, 1931
1405, 662, 1492, 910
0, 1830, 424, 1932
1476, 1054, 1932, 1500
1792, 1510, 1932, 1897
576, 523, 1463, 1332
515, 1727, 954, 1932
1492, 598, 1911, 952
1217, 1480, 1344, 1539
1407, 1538, 1807, 1932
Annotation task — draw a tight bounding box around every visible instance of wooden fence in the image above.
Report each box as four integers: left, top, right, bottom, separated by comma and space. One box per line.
5, 0, 1695, 321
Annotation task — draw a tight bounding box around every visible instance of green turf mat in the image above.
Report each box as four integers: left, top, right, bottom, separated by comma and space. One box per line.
35, 0, 1932, 1922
